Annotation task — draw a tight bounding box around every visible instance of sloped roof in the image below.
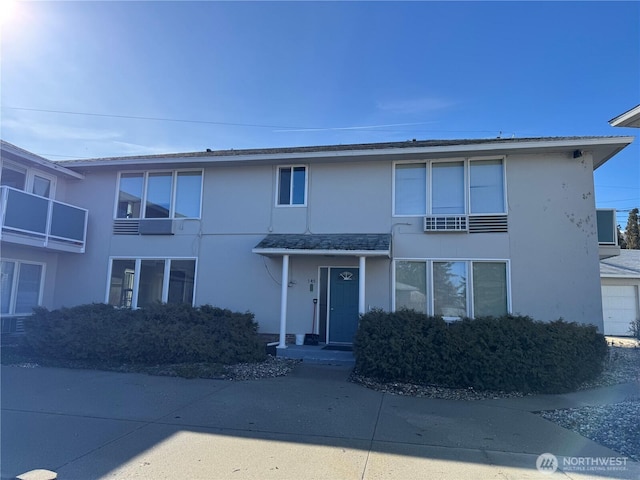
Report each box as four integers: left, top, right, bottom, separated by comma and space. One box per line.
600, 249, 640, 278
55, 136, 633, 171
609, 105, 640, 128
253, 233, 391, 257
1, 140, 84, 179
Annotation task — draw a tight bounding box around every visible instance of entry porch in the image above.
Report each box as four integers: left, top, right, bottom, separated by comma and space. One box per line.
252, 233, 392, 350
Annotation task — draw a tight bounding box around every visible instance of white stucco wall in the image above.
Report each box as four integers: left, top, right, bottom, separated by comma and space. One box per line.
45, 147, 605, 333
506, 152, 603, 328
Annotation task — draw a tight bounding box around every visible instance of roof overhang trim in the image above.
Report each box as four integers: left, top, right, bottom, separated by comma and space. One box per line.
609, 105, 640, 128
1, 141, 85, 179
252, 233, 392, 257
252, 248, 390, 257
55, 136, 634, 171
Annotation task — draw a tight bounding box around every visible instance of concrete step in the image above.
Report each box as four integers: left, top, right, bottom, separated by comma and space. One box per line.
277, 344, 355, 365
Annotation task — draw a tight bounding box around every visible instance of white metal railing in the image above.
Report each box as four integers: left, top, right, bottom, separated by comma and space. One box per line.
0, 186, 88, 253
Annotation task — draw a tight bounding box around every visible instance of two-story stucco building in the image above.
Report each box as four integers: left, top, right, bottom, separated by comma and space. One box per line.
0, 136, 632, 347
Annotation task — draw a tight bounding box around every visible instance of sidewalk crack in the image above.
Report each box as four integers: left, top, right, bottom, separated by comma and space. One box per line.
361, 392, 386, 480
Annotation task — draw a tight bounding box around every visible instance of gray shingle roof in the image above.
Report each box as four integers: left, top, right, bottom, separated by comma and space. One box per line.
254, 233, 391, 252
600, 249, 640, 278
55, 136, 630, 165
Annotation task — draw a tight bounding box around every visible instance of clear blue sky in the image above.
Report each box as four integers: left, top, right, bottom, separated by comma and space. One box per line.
1, 1, 638, 224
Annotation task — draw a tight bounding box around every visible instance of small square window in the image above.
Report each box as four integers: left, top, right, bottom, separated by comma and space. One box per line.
277, 166, 307, 206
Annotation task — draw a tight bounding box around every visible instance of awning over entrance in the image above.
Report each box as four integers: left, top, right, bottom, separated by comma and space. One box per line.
252, 233, 391, 257
251, 233, 391, 350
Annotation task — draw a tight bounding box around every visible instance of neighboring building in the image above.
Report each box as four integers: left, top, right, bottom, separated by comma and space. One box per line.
0, 141, 88, 333
601, 105, 640, 336
600, 249, 640, 336
609, 104, 640, 128
0, 136, 634, 346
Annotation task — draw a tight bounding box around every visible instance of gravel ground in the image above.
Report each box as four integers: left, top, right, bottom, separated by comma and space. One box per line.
537, 344, 640, 462
538, 400, 640, 462
223, 355, 300, 380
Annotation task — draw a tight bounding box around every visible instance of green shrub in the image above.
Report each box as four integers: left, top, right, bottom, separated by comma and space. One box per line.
24, 303, 265, 365
354, 309, 452, 384
630, 317, 640, 340
354, 311, 608, 394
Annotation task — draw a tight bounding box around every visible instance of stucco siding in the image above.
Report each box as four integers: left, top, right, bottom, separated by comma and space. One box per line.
33, 147, 607, 331
307, 162, 392, 233
203, 165, 274, 233
506, 152, 603, 328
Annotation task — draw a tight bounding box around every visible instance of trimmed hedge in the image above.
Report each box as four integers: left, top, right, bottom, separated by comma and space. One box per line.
354, 310, 608, 393
24, 303, 266, 365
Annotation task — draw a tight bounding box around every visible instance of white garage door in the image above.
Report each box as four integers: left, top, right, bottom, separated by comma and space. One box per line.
601, 285, 638, 336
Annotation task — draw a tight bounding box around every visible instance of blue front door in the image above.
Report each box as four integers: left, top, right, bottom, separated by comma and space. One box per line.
328, 268, 359, 344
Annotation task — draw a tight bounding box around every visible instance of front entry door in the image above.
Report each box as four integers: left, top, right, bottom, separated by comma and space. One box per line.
328, 267, 359, 344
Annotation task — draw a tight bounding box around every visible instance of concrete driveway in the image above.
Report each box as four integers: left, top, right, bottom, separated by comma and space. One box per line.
2, 363, 638, 479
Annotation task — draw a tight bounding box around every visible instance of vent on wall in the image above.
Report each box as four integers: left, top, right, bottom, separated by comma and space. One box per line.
424, 215, 468, 232
113, 219, 176, 235
113, 220, 140, 235
468, 215, 508, 233
1, 316, 27, 334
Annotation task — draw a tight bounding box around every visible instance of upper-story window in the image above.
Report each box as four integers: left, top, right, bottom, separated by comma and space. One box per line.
393, 158, 506, 216
1, 162, 56, 199
469, 160, 505, 214
277, 166, 307, 206
115, 170, 203, 219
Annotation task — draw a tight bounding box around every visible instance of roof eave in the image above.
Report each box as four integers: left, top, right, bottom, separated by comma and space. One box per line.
609, 105, 640, 128
600, 273, 640, 279
1, 141, 85, 179
252, 248, 391, 257
592, 139, 635, 170
57, 137, 634, 170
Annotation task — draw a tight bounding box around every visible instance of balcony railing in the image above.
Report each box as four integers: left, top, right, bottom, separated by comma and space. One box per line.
0, 186, 88, 253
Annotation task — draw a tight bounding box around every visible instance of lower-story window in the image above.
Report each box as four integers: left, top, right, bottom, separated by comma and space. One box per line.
1, 260, 45, 315
108, 258, 196, 308
395, 259, 509, 319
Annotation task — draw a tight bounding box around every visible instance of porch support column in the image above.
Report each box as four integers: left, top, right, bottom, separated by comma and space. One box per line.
358, 256, 366, 315
278, 254, 290, 349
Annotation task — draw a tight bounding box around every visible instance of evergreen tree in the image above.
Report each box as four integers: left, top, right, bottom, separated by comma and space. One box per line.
624, 208, 640, 250
617, 225, 627, 249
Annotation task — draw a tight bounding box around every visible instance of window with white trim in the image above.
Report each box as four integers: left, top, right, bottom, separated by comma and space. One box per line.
433, 261, 468, 318
115, 170, 203, 219
394, 260, 509, 319
469, 160, 505, 214
393, 159, 506, 216
277, 166, 307, 206
108, 258, 196, 308
1, 260, 45, 315
1, 161, 56, 199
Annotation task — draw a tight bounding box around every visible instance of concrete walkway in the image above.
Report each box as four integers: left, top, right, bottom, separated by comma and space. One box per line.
1, 364, 638, 480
